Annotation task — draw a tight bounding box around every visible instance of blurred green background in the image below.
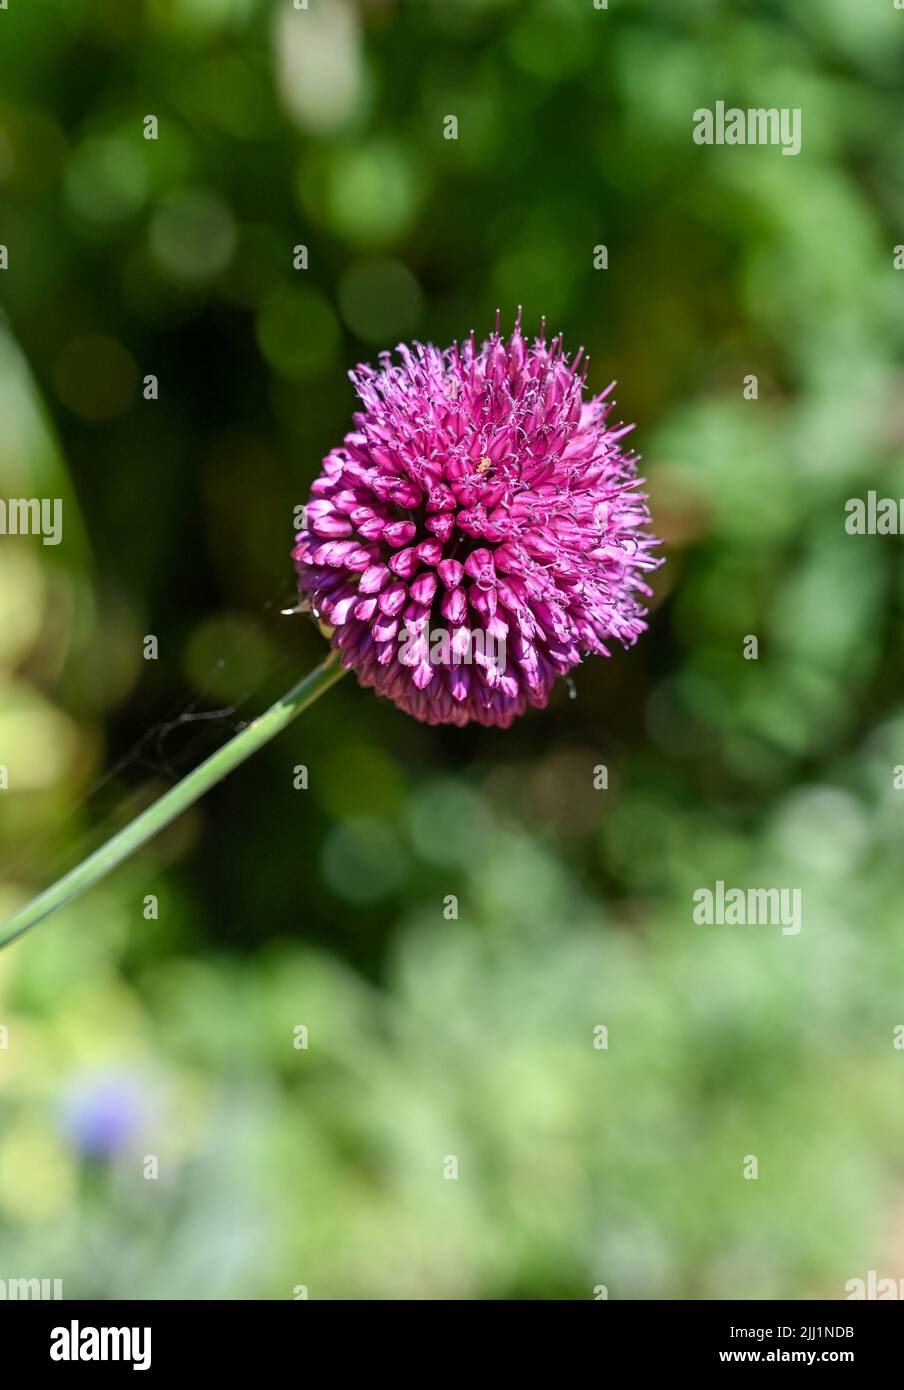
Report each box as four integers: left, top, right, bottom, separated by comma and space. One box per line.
1, 0, 904, 1300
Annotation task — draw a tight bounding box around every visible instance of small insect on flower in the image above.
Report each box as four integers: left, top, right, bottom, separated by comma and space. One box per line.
292, 311, 662, 728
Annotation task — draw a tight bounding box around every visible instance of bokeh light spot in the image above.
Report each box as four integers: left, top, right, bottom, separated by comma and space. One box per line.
149, 187, 236, 284
322, 817, 405, 902
337, 258, 423, 344
65, 138, 149, 225
256, 285, 340, 378
52, 335, 138, 421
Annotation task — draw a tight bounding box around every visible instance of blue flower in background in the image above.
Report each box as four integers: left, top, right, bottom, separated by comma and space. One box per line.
59, 1072, 142, 1160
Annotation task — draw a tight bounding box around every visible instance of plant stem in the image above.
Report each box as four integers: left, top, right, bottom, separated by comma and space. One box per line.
0, 652, 348, 951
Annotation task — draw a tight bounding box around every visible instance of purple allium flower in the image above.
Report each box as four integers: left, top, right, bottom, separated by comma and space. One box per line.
293, 313, 662, 728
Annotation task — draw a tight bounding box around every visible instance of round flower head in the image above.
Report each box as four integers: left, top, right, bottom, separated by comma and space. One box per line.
293, 313, 661, 728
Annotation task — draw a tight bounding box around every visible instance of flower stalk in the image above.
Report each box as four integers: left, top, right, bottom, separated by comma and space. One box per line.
0, 652, 347, 951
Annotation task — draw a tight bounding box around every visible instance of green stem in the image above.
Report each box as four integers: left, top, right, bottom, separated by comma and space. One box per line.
0, 652, 348, 951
